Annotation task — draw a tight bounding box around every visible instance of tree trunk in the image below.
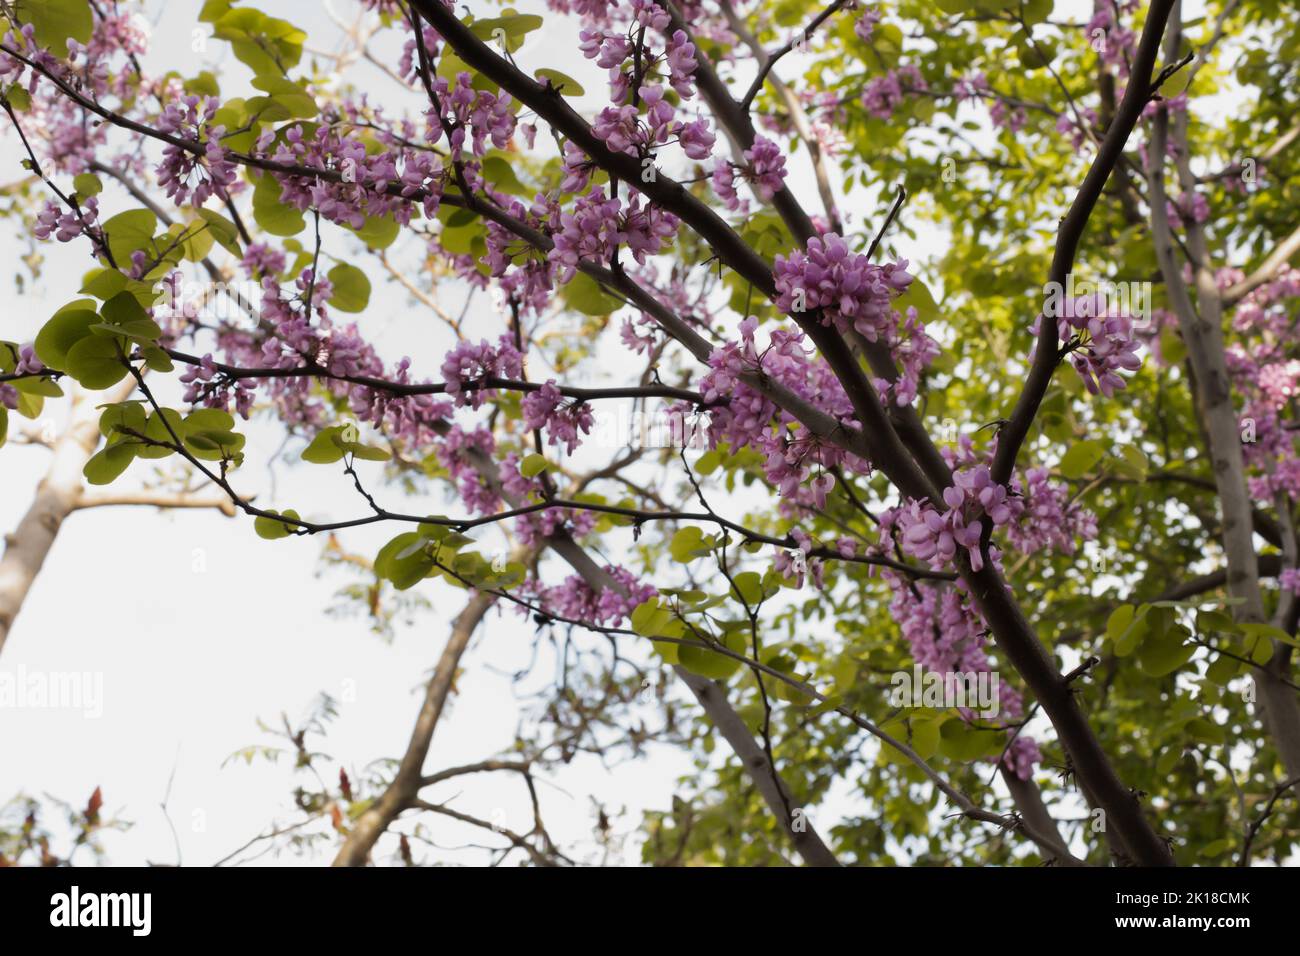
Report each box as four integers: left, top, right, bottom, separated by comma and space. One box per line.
0, 385, 131, 655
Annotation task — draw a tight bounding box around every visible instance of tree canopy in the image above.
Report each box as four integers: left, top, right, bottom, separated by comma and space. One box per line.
2, 0, 1300, 867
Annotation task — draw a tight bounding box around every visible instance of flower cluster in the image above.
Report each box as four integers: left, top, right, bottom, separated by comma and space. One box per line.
1055, 107, 1098, 149
522, 381, 595, 455
774, 527, 829, 589
579, 5, 697, 102
860, 65, 925, 120
1224, 268, 1300, 503
893, 466, 1020, 573
696, 317, 870, 506
712, 136, 788, 211
429, 71, 515, 159
260, 122, 444, 230
1281, 567, 1300, 593
436, 425, 500, 515
855, 9, 882, 41
886, 574, 1041, 779
0, 344, 44, 411
33, 197, 99, 245
156, 96, 237, 207
548, 187, 679, 283
952, 71, 988, 105
180, 353, 257, 418
772, 235, 935, 402
1167, 190, 1210, 226
533, 565, 657, 626
989, 100, 1028, 133
774, 233, 914, 337
1037, 293, 1143, 397
440, 336, 525, 410
1006, 467, 1098, 555
1087, 0, 1139, 75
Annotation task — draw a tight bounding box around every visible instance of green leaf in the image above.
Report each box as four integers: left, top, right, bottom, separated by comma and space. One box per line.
302, 427, 347, 464
469, 11, 543, 52
182, 408, 243, 461
10, 375, 60, 398
669, 526, 709, 563
630, 598, 677, 637
326, 263, 371, 313
98, 402, 146, 442
677, 632, 745, 681
137, 408, 184, 459
1160, 327, 1187, 365
254, 509, 300, 540
252, 173, 305, 237
173, 220, 215, 263
141, 347, 174, 373
1113, 443, 1148, 480
893, 276, 941, 324
0, 407, 7, 449
1198, 838, 1232, 858
1205, 652, 1240, 686
938, 719, 1003, 762
184, 409, 236, 432
520, 453, 550, 477
1185, 717, 1225, 745
197, 209, 243, 256
1248, 633, 1276, 665
533, 68, 585, 96
250, 75, 318, 118
4, 85, 31, 111
64, 334, 127, 389
561, 272, 624, 316
695, 450, 722, 475
34, 304, 99, 368
13, 0, 93, 51
1111, 605, 1149, 656
83, 442, 136, 485
213, 8, 306, 75
438, 221, 486, 256
1015, 36, 1057, 71
301, 424, 389, 464
1156, 746, 1182, 776
1106, 604, 1135, 641
1138, 628, 1196, 677
375, 532, 438, 589
100, 209, 158, 266
1021, 0, 1053, 24
1239, 622, 1300, 648
731, 571, 765, 606
98, 292, 161, 341
73, 172, 102, 197
481, 155, 530, 195
348, 215, 400, 250
1058, 439, 1106, 479
80, 268, 128, 301
910, 715, 943, 760
1196, 609, 1237, 638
